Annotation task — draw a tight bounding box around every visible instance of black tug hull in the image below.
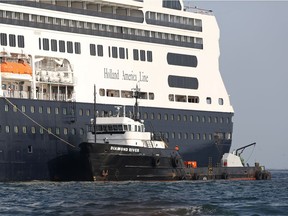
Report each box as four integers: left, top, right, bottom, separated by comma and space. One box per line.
79, 143, 186, 181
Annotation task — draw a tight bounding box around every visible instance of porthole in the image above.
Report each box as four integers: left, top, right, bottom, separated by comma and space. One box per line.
31, 126, 36, 134
79, 109, 83, 116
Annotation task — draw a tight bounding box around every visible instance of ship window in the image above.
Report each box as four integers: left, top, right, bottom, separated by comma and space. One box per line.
107, 89, 119, 97
99, 89, 105, 96
30, 106, 35, 113
21, 105, 26, 113
40, 128, 44, 134
157, 113, 161, 120
227, 117, 230, 124
175, 95, 186, 102
119, 47, 125, 59
203, 133, 206, 140
128, 125, 132, 131
168, 94, 174, 101
63, 107, 67, 115
140, 50, 146, 61
28, 145, 33, 153
80, 128, 84, 135
188, 96, 199, 103
47, 107, 51, 114
51, 39, 57, 52
150, 113, 154, 120
56, 128, 60, 135
191, 133, 194, 140
5, 126, 10, 133
90, 44, 96, 56
13, 105, 17, 112
196, 116, 199, 122
149, 93, 154, 100
133, 49, 139, 60
43, 38, 49, 51
143, 112, 148, 119
183, 115, 187, 122
215, 117, 218, 123
190, 115, 193, 122
202, 116, 206, 123
208, 116, 212, 123
121, 90, 132, 98
31, 126, 36, 134
184, 133, 188, 139
206, 97, 212, 104
17, 35, 24, 48
67, 41, 73, 53
170, 114, 174, 121
48, 128, 52, 134
164, 114, 168, 120
38, 38, 41, 50
218, 98, 224, 105
9, 34, 16, 47
0, 33, 7, 46
178, 132, 182, 139
112, 46, 118, 58
59, 40, 65, 52
71, 128, 76, 135
97, 45, 103, 56
75, 42, 81, 54
22, 126, 27, 134
86, 109, 90, 116
196, 133, 200, 140
14, 126, 18, 134
63, 128, 68, 135
147, 51, 153, 62
220, 117, 223, 123
209, 134, 212, 140
177, 114, 181, 121
79, 109, 83, 116
123, 125, 128, 131
4, 105, 8, 112
55, 107, 59, 115
39, 106, 43, 113
171, 132, 175, 139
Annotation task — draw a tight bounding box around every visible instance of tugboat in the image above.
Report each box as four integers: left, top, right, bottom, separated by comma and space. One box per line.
78, 85, 186, 181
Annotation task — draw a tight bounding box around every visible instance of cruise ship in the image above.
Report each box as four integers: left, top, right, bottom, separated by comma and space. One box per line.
0, 0, 234, 181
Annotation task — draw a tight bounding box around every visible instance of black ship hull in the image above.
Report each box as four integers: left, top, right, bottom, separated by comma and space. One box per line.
79, 143, 186, 181
0, 98, 233, 181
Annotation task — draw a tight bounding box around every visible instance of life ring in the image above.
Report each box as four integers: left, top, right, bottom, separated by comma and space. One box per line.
172, 157, 179, 168
152, 157, 161, 167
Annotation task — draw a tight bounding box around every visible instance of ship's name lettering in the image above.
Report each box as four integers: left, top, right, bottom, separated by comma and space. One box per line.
110, 146, 140, 153
104, 68, 148, 82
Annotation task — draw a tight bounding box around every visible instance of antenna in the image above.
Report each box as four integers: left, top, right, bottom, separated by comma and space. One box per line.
132, 84, 140, 121
93, 84, 97, 144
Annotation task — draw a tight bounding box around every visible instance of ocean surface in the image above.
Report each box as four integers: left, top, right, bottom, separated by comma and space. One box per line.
0, 170, 287, 216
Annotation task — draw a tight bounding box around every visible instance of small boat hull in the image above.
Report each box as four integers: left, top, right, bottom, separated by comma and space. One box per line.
79, 142, 186, 181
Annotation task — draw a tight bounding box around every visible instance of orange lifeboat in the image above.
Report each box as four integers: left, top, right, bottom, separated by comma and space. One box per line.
0, 61, 32, 75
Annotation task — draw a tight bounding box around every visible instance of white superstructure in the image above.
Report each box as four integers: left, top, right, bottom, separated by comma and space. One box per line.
0, 0, 233, 113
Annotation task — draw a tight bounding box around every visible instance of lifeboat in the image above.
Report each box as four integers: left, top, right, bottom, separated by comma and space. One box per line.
1, 61, 32, 75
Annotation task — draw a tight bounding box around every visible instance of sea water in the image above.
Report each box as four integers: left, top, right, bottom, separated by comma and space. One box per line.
0, 170, 287, 216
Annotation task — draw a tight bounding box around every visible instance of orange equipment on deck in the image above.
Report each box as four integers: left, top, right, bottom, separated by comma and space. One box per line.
0, 61, 32, 75
184, 161, 197, 168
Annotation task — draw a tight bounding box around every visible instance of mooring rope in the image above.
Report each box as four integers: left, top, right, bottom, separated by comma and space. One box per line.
3, 97, 76, 148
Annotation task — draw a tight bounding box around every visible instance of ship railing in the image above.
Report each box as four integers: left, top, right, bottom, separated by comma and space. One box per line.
2, 90, 74, 101
2, 89, 28, 99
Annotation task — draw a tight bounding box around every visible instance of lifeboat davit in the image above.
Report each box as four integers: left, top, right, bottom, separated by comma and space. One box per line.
1, 61, 32, 75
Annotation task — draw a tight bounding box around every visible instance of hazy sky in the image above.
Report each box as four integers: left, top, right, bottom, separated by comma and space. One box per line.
189, 1, 288, 169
